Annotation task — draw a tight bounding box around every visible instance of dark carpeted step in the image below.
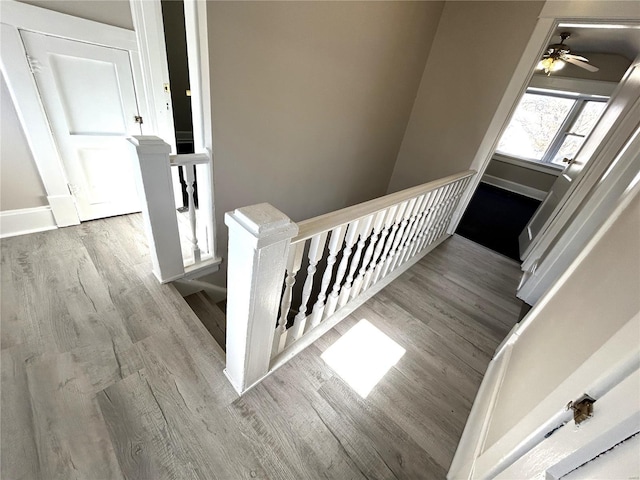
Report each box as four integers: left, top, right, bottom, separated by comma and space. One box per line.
456, 182, 541, 261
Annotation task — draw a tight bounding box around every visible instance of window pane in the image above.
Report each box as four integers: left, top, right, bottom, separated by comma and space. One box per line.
551, 134, 584, 165
497, 93, 575, 160
570, 101, 606, 136
551, 101, 607, 165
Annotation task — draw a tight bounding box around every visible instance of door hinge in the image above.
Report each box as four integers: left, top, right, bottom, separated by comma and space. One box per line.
567, 394, 595, 425
68, 184, 81, 196
134, 115, 144, 125
26, 55, 42, 74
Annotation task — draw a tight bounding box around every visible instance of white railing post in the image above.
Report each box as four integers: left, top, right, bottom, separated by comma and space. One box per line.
224, 203, 298, 395
128, 136, 185, 283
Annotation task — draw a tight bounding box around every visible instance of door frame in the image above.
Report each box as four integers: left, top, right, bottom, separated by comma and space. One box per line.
0, 0, 157, 227
446, 1, 640, 290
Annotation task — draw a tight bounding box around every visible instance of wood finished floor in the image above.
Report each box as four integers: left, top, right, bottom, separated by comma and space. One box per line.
1, 214, 522, 480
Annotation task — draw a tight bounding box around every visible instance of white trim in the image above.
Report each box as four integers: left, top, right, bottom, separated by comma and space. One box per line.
184, 0, 212, 153
1, 0, 138, 50
481, 176, 548, 201
497, 362, 640, 479
0, 206, 57, 238
0, 24, 80, 226
184, 0, 218, 260
529, 74, 617, 97
491, 153, 563, 176
129, 0, 177, 152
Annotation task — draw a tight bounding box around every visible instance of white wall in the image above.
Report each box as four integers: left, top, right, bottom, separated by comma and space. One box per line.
0, 74, 48, 211
206, 1, 445, 276
387, 1, 545, 193
15, 0, 133, 30
484, 190, 640, 447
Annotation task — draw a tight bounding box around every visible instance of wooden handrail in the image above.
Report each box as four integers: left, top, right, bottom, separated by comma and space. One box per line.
293, 170, 476, 243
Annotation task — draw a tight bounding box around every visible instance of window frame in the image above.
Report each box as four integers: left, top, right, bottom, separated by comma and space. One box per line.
496, 87, 609, 169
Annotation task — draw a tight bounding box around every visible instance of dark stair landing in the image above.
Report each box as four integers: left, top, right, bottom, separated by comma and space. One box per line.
456, 182, 541, 261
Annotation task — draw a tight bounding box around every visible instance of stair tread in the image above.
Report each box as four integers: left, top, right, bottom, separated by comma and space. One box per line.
184, 291, 226, 351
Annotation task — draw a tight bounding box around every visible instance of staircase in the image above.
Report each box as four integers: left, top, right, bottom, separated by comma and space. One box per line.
183, 291, 226, 351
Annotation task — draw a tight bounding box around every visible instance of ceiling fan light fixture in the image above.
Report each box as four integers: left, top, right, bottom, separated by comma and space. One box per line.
538, 57, 566, 75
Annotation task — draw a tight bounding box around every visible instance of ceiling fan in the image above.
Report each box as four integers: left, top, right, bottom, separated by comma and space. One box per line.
536, 32, 600, 75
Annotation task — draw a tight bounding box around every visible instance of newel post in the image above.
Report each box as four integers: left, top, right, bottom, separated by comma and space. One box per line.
224, 203, 298, 395
128, 136, 184, 283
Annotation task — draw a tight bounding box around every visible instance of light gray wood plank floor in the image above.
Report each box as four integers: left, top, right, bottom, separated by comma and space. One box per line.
1, 214, 522, 479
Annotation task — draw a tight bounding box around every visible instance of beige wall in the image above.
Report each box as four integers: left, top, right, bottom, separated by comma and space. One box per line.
387, 1, 544, 193
16, 0, 133, 30
484, 158, 558, 193
207, 1, 444, 264
486, 191, 640, 446
1, 75, 48, 211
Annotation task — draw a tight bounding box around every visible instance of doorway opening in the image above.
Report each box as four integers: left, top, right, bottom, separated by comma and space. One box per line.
456, 23, 638, 263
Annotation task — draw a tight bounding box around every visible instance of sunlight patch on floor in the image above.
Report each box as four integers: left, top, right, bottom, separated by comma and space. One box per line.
321, 319, 406, 398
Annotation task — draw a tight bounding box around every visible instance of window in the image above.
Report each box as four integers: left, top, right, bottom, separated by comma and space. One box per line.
496, 89, 607, 167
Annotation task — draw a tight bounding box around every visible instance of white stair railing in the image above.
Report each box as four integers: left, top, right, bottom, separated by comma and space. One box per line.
224, 170, 475, 395
128, 136, 221, 283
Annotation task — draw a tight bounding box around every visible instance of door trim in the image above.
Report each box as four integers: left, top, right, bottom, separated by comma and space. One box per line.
0, 0, 154, 226
0, 23, 79, 226
129, 0, 177, 152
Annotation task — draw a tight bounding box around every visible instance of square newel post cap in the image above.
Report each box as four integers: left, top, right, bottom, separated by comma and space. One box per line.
127, 136, 172, 154
225, 203, 298, 248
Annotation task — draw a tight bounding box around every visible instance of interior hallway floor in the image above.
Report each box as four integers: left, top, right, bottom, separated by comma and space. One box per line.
1, 213, 522, 479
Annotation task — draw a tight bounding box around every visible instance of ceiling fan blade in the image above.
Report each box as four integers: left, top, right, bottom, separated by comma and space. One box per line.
564, 53, 589, 62
564, 56, 600, 72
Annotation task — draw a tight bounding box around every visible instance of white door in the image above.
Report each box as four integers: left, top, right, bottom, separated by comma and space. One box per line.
518, 64, 640, 259
20, 30, 143, 221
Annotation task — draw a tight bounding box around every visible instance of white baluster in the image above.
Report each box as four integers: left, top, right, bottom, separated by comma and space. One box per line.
420, 187, 445, 251
427, 185, 453, 246
338, 214, 374, 308
409, 190, 436, 258
350, 210, 386, 300
362, 206, 395, 292
381, 200, 413, 278
184, 165, 201, 263
308, 224, 347, 329
287, 232, 328, 343
371, 204, 405, 285
393, 195, 426, 269
324, 219, 361, 318
272, 242, 304, 357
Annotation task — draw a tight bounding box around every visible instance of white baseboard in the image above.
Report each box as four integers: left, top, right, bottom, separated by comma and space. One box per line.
482, 175, 548, 201
0, 206, 57, 238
